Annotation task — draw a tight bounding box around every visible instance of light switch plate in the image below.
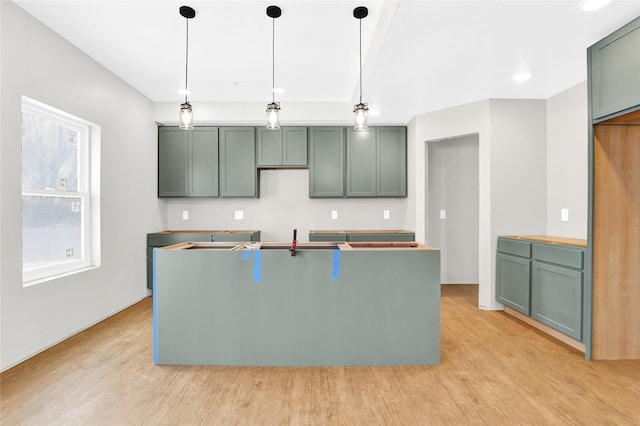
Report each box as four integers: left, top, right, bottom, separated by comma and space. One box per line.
440, 209, 446, 219
234, 210, 244, 220
561, 208, 569, 222
331, 210, 338, 220
182, 210, 189, 220
383, 209, 390, 219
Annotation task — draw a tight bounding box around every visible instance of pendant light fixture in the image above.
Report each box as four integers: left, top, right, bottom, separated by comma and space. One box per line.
353, 6, 369, 130
179, 5, 196, 130
266, 5, 282, 130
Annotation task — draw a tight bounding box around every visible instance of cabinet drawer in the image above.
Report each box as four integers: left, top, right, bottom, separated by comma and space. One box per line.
147, 233, 213, 246
532, 243, 583, 269
348, 233, 414, 242
497, 238, 531, 258
309, 233, 348, 242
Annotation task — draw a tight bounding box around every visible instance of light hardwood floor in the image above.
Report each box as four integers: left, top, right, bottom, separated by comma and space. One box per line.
2, 285, 639, 425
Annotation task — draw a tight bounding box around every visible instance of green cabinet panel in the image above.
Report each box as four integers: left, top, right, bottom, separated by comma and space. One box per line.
190, 128, 219, 197
496, 252, 531, 315
377, 127, 407, 196
589, 17, 640, 120
257, 127, 308, 167
309, 127, 345, 197
158, 127, 218, 198
158, 127, 189, 197
532, 243, 583, 269
346, 127, 407, 197
346, 129, 377, 196
219, 127, 258, 197
531, 261, 583, 341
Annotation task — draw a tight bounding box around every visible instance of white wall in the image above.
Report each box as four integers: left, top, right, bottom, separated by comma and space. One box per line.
0, 2, 162, 370
165, 169, 409, 242
410, 99, 547, 310
546, 82, 588, 239
427, 134, 479, 284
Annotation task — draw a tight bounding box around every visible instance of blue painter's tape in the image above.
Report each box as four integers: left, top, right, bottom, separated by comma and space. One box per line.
152, 247, 158, 364
332, 249, 340, 280
243, 249, 251, 261
254, 250, 262, 283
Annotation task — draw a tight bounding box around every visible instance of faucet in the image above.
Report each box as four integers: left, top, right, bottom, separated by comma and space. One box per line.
289, 229, 297, 256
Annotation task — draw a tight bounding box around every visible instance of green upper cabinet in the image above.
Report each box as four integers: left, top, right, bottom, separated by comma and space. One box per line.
257, 127, 308, 167
589, 16, 640, 121
346, 127, 407, 197
219, 127, 258, 198
309, 127, 345, 197
377, 127, 407, 196
346, 129, 377, 196
190, 128, 219, 197
158, 127, 218, 197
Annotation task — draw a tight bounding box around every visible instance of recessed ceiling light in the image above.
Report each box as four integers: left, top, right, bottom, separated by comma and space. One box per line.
513, 72, 532, 82
580, 0, 613, 11
273, 87, 285, 94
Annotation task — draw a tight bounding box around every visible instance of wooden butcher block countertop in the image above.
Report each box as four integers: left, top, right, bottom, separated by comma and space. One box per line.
503, 235, 587, 248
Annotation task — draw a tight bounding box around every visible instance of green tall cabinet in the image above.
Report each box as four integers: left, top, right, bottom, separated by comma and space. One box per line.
158, 127, 219, 197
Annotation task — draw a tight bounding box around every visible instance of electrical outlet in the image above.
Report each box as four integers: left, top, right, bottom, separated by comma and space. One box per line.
331, 210, 338, 220
182, 210, 189, 220
561, 208, 569, 222
383, 209, 390, 219
440, 209, 446, 219
234, 210, 244, 220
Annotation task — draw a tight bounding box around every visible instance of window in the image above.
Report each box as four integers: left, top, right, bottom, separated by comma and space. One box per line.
21, 97, 95, 284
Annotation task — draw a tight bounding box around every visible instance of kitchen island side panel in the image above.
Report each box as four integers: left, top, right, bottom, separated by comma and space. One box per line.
154, 248, 440, 366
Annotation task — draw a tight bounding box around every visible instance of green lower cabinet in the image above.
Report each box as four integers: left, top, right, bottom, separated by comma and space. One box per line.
531, 261, 583, 341
348, 232, 415, 242
496, 252, 531, 315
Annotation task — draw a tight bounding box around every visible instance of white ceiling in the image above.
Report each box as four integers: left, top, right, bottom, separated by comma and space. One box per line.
14, 0, 640, 125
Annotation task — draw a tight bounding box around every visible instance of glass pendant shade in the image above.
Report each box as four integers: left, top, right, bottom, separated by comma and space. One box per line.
266, 102, 281, 130
179, 102, 194, 130
353, 102, 369, 130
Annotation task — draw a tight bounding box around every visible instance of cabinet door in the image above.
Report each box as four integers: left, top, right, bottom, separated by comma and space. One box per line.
190, 127, 219, 197
219, 127, 258, 197
377, 127, 407, 196
531, 261, 583, 341
346, 129, 377, 196
309, 127, 345, 197
257, 128, 283, 166
496, 253, 531, 315
590, 18, 640, 120
158, 127, 189, 197
283, 127, 308, 166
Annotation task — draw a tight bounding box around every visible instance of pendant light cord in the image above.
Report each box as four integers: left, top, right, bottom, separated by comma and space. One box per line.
359, 18, 363, 104
184, 18, 189, 104
272, 16, 276, 104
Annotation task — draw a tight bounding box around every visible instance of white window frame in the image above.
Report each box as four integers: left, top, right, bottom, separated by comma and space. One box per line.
21, 97, 95, 285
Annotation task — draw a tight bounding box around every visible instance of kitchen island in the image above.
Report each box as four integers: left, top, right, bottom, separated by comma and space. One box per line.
153, 241, 440, 366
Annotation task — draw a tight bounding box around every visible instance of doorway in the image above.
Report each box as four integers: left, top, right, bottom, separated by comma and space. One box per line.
426, 134, 479, 284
